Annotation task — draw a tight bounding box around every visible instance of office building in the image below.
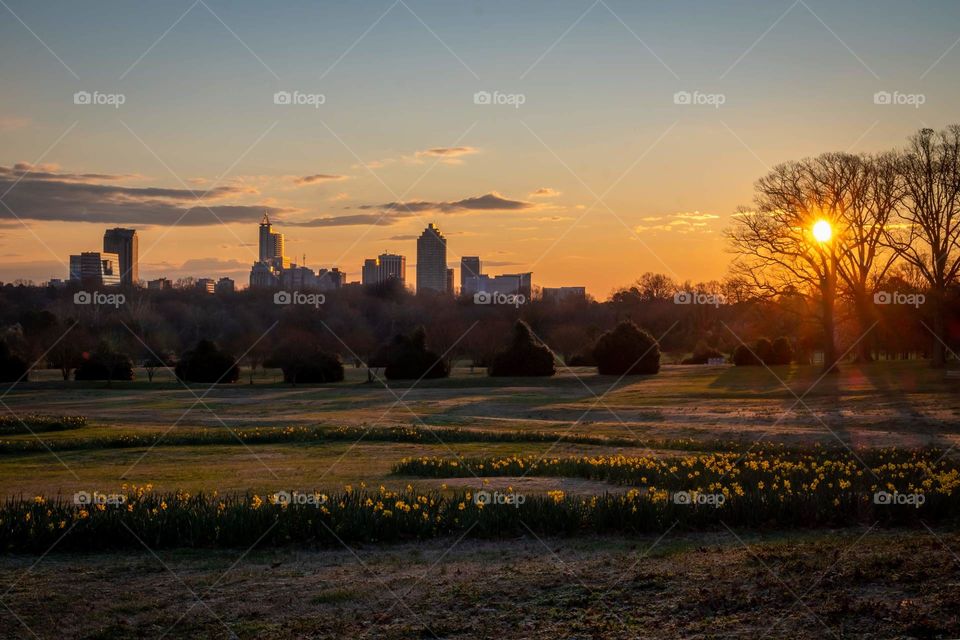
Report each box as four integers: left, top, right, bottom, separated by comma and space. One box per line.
147, 278, 172, 291
467, 272, 533, 298
416, 223, 447, 293
215, 277, 236, 294
196, 278, 216, 294
69, 252, 121, 287
258, 213, 288, 269
361, 259, 379, 286
378, 253, 406, 284
102, 228, 138, 286
460, 257, 481, 295
542, 286, 586, 302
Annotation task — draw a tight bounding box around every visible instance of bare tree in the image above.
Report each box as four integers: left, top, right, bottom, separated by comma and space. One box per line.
727, 158, 842, 372
889, 126, 960, 367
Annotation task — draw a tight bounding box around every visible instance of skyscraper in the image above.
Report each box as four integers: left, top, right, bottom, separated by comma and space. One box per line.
460, 256, 481, 295
361, 259, 379, 285
103, 228, 138, 286
69, 252, 121, 287
378, 253, 406, 285
258, 213, 287, 269
416, 223, 447, 293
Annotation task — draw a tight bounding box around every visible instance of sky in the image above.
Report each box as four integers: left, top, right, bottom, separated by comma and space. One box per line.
1, 0, 959, 298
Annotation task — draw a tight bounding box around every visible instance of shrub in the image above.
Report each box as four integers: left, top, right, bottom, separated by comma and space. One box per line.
0, 341, 28, 383
74, 346, 134, 381
754, 338, 774, 365
174, 339, 239, 384
681, 343, 726, 365
266, 345, 344, 384
592, 321, 660, 375
769, 337, 794, 365
489, 321, 555, 377
732, 337, 792, 366
377, 327, 449, 380
567, 352, 596, 367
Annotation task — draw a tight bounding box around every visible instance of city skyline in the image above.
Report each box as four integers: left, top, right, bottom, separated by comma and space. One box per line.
3, 1, 960, 295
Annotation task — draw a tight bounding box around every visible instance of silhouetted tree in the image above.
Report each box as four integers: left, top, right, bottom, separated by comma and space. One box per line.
593, 321, 660, 375
266, 343, 344, 384
375, 327, 449, 380
489, 321, 555, 377
0, 340, 29, 383
174, 339, 239, 384
75, 344, 134, 382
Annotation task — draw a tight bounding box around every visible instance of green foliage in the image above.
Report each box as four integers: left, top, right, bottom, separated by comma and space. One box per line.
489, 321, 555, 377
593, 321, 660, 375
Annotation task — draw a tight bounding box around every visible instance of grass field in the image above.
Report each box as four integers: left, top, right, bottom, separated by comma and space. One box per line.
1, 361, 959, 638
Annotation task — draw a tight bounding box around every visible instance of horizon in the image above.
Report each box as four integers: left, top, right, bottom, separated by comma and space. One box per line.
3, 1, 960, 294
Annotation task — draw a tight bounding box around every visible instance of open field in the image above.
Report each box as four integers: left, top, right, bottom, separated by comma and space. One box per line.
2, 530, 960, 639
1, 361, 959, 638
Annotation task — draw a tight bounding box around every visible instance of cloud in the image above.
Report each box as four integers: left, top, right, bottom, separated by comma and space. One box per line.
530, 187, 561, 198
633, 211, 719, 235
293, 173, 348, 186
286, 213, 410, 227
142, 257, 250, 280
386, 234, 419, 241
0, 164, 284, 226
328, 192, 350, 202
412, 146, 479, 165
361, 192, 534, 215
0, 116, 30, 132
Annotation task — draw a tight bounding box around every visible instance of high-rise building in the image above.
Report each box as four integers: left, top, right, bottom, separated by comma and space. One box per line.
102, 228, 138, 286
147, 277, 172, 291
460, 256, 481, 295
361, 259, 379, 285
469, 272, 533, 298
69, 252, 121, 287
363, 253, 407, 286
196, 278, 216, 294
258, 213, 287, 269
416, 223, 447, 293
215, 277, 236, 294
378, 253, 406, 285
446, 268, 454, 295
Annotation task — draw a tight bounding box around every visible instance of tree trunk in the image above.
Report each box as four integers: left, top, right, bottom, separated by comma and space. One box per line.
821, 280, 838, 374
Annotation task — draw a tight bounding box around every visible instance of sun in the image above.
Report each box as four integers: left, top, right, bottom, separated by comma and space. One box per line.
812, 219, 832, 243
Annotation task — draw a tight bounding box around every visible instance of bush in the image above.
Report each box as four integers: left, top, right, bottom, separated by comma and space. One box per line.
567, 352, 596, 367
74, 346, 134, 381
732, 337, 793, 366
754, 338, 773, 365
592, 321, 660, 375
174, 339, 239, 384
681, 343, 726, 365
376, 327, 449, 380
0, 341, 28, 383
732, 344, 760, 366
489, 321, 555, 377
769, 337, 794, 365
266, 345, 344, 384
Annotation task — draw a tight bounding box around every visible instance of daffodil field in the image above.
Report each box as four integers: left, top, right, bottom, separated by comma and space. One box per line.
3, 446, 958, 552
